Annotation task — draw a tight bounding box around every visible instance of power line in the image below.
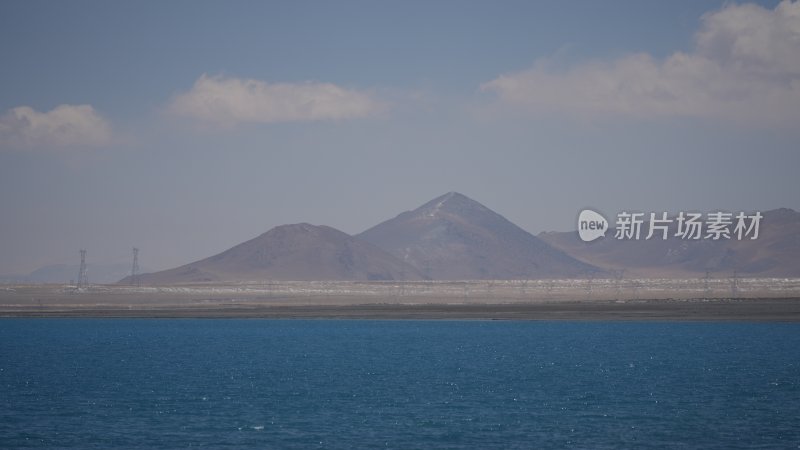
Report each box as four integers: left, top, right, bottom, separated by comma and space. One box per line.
131, 247, 140, 287
77, 249, 88, 289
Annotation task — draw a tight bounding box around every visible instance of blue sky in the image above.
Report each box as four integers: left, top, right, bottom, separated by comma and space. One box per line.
0, 0, 797, 274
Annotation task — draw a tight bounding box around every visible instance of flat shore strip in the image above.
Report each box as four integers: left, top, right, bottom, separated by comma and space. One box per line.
2, 279, 800, 321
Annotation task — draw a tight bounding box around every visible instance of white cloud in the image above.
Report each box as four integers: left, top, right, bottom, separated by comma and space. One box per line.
168, 74, 383, 125
481, 0, 800, 125
0, 104, 113, 149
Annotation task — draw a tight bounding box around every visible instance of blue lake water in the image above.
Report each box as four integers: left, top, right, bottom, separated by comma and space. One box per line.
1, 319, 799, 449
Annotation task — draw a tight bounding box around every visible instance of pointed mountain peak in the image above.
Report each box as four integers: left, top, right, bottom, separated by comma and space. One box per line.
415, 192, 491, 218
358, 192, 601, 279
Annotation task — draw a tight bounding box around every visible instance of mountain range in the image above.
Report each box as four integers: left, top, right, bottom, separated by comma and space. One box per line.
10, 192, 796, 285
120, 192, 601, 284
539, 208, 800, 278
357, 192, 599, 279
125, 194, 799, 284
122, 223, 426, 284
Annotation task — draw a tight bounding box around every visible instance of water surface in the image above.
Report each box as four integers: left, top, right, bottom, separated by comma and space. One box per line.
1, 319, 798, 448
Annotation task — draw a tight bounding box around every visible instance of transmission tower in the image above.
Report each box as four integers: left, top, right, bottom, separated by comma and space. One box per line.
77, 249, 88, 288
131, 247, 140, 287
585, 272, 594, 299
614, 269, 625, 299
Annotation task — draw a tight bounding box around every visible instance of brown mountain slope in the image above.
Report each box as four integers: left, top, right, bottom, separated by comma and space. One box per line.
539, 208, 800, 277
122, 223, 426, 284
357, 192, 602, 280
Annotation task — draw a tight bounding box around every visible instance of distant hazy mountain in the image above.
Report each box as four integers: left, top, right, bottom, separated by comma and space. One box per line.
539, 208, 800, 278
1, 262, 144, 285
357, 192, 602, 280
80, 196, 799, 285
122, 223, 426, 284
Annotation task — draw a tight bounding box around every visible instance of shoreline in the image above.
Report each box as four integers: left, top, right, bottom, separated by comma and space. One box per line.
3, 298, 800, 322
2, 281, 800, 321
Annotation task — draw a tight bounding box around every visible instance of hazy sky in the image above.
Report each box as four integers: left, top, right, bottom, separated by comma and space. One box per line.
1, 0, 798, 274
